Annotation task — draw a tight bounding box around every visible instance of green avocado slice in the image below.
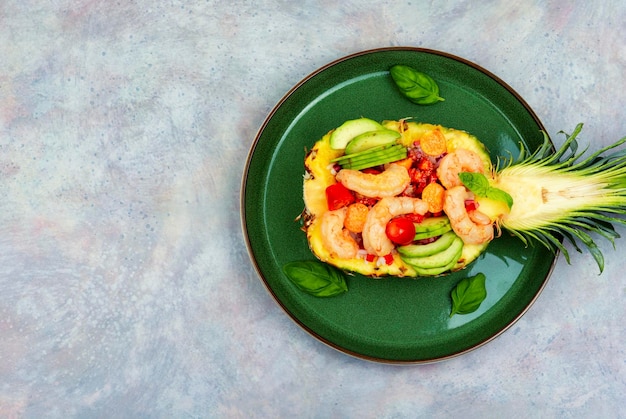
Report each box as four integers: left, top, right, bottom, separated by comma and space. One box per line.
413, 223, 452, 241
345, 129, 401, 154
398, 231, 458, 258
411, 251, 461, 277
329, 118, 386, 150
413, 216, 450, 234
402, 237, 464, 270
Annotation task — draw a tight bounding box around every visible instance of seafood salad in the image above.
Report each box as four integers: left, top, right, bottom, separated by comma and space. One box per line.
302, 118, 509, 278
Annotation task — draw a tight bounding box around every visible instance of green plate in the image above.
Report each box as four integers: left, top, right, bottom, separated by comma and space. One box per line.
241, 47, 557, 363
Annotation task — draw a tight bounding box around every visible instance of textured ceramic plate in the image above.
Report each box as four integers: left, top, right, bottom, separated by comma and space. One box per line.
241, 47, 557, 363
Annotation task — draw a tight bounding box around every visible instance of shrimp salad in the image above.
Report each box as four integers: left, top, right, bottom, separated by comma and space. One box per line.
302, 119, 498, 278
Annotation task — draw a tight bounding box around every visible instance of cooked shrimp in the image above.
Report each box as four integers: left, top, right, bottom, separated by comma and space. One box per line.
362, 197, 429, 256
443, 186, 494, 245
437, 149, 486, 189
336, 163, 410, 198
320, 208, 359, 259
468, 209, 491, 226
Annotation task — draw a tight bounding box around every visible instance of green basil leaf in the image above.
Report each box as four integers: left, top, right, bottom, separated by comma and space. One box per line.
390, 64, 444, 105
450, 273, 487, 317
282, 260, 348, 297
459, 172, 489, 195
460, 172, 514, 209
485, 188, 514, 209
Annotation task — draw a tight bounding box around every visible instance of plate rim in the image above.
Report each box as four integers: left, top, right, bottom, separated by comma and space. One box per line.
240, 46, 559, 364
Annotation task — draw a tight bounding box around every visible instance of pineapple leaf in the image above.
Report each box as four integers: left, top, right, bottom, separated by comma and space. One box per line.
558, 229, 581, 255
499, 123, 626, 272
566, 227, 604, 273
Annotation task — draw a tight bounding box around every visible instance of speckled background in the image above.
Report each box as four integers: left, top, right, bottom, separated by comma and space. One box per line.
1, 1, 624, 418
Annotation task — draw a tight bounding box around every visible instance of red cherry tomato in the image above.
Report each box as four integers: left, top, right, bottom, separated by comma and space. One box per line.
325, 182, 355, 211
385, 217, 416, 245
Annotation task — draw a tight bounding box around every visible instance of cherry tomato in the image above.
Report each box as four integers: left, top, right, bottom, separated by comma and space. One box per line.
325, 182, 355, 211
385, 217, 416, 245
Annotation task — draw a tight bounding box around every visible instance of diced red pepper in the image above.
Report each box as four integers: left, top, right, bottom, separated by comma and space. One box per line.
417, 158, 434, 172
418, 180, 429, 194
325, 182, 355, 210
366, 253, 376, 262
409, 158, 440, 195
404, 213, 426, 224
356, 195, 378, 207
383, 254, 395, 265
409, 168, 421, 183
465, 200, 478, 212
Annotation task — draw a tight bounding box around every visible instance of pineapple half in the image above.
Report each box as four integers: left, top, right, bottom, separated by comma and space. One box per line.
303, 119, 626, 277
302, 120, 504, 277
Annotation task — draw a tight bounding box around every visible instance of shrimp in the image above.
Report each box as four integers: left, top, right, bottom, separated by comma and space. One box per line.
443, 186, 494, 245
320, 208, 359, 259
437, 149, 486, 189
362, 197, 429, 256
336, 163, 410, 198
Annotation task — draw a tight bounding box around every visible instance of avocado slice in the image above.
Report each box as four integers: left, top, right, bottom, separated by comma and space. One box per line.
341, 145, 407, 170
402, 237, 463, 270
344, 129, 401, 154
329, 118, 386, 150
413, 223, 452, 241
411, 251, 461, 277
398, 231, 458, 258
414, 216, 450, 234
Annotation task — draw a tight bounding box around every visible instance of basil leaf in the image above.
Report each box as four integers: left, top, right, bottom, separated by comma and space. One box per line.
390, 64, 444, 105
486, 188, 514, 209
282, 260, 348, 297
459, 172, 489, 195
450, 273, 487, 317
459, 172, 514, 209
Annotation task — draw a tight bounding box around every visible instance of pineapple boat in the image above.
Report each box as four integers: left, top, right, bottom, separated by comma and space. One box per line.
302, 117, 626, 277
